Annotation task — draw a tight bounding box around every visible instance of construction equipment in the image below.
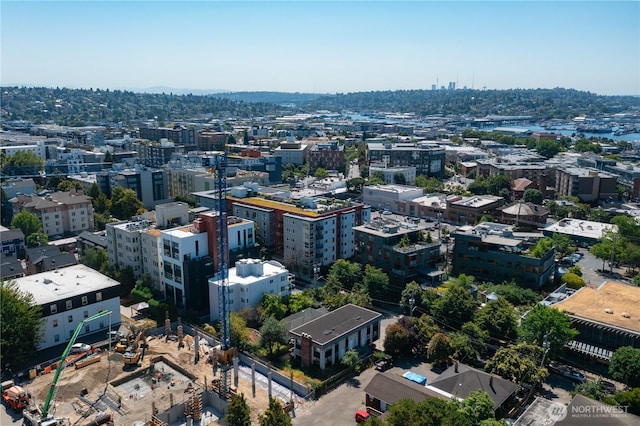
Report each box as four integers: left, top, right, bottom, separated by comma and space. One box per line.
3, 381, 31, 410
213, 153, 234, 396
123, 329, 148, 368
114, 326, 133, 353
23, 310, 112, 426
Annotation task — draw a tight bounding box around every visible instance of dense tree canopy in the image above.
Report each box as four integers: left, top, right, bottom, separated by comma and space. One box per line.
473, 297, 519, 341
519, 304, 578, 359
11, 210, 43, 238
259, 397, 292, 426
259, 317, 287, 357
609, 347, 640, 388
1, 281, 43, 369
431, 284, 478, 327
225, 393, 251, 426
485, 343, 549, 384
0, 151, 44, 176
110, 187, 144, 220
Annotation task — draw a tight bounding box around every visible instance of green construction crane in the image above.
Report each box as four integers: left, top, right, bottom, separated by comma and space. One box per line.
40, 310, 113, 419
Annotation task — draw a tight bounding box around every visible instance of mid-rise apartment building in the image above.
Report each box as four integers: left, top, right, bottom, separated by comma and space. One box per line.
452, 223, 555, 289
11, 190, 94, 239
366, 141, 445, 178
229, 193, 370, 280
446, 195, 504, 225
354, 217, 443, 291
307, 140, 345, 174
555, 167, 618, 202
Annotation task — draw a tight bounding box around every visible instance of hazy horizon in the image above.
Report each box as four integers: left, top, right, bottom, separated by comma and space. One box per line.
2, 1, 638, 97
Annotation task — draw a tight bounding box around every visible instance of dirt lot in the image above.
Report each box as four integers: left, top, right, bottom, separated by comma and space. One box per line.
23, 334, 273, 426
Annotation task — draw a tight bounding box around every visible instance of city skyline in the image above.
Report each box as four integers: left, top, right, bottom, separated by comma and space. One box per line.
1, 1, 638, 96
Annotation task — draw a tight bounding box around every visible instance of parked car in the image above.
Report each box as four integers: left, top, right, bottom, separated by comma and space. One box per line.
375, 355, 393, 371
563, 368, 587, 383
69, 343, 92, 354
547, 361, 566, 375
599, 380, 616, 394
355, 409, 370, 423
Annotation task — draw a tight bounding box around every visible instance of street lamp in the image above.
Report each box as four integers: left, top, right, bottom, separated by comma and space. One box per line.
313, 263, 321, 289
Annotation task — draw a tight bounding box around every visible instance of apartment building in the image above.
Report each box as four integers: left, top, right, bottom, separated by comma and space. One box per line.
208, 259, 291, 322
14, 264, 121, 350
555, 167, 618, 202
138, 125, 197, 150
366, 141, 445, 178
446, 195, 505, 225
307, 140, 345, 174
273, 141, 307, 165
106, 219, 153, 280
97, 166, 171, 209
354, 217, 443, 290
11, 190, 94, 239
452, 223, 555, 289
368, 164, 417, 185
229, 193, 371, 280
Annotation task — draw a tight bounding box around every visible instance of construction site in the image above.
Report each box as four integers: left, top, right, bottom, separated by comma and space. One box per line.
8, 318, 298, 426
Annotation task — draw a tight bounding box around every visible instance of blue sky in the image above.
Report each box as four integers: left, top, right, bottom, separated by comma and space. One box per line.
2, 1, 638, 95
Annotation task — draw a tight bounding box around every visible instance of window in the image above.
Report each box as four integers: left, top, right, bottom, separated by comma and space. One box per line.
66, 300, 72, 309
96, 291, 103, 302
50, 304, 57, 314
84, 310, 89, 318
82, 296, 88, 305
68, 315, 73, 323
52, 319, 58, 328
54, 334, 60, 343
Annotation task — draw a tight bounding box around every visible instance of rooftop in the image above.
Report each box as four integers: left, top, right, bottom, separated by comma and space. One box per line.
449, 195, 502, 208
544, 218, 616, 240
289, 303, 381, 346
13, 264, 120, 305
552, 281, 640, 333
364, 372, 444, 406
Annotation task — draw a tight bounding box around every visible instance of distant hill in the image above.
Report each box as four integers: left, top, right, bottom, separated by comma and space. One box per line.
1, 86, 638, 125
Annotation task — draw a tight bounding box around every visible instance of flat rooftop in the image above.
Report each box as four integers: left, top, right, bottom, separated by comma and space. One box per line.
553, 281, 640, 333
544, 218, 616, 240
13, 264, 120, 305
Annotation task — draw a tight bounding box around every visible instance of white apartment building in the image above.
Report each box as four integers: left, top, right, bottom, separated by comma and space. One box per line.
273, 141, 307, 165
283, 214, 338, 274
140, 228, 162, 291
106, 220, 153, 279
160, 225, 210, 309
369, 164, 417, 185
14, 264, 121, 350
209, 259, 291, 322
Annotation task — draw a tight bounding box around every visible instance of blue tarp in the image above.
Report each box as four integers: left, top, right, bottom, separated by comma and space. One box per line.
402, 371, 427, 385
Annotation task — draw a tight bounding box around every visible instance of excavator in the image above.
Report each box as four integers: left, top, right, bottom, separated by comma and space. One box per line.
2, 381, 31, 410
114, 326, 133, 353
123, 328, 148, 368
23, 310, 113, 426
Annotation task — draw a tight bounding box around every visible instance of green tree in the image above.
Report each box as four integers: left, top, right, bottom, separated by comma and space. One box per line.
324, 259, 362, 292
25, 231, 48, 248
529, 237, 553, 258
572, 380, 608, 401
609, 347, 640, 388
341, 348, 361, 371
551, 233, 574, 256
614, 387, 640, 416
519, 304, 578, 358
81, 247, 110, 272
0, 281, 43, 369
427, 332, 452, 364
346, 177, 364, 192
230, 311, 251, 349
110, 187, 144, 220
561, 272, 585, 289
536, 138, 563, 158
259, 397, 292, 426
362, 264, 389, 300
259, 317, 287, 357
431, 284, 477, 327
474, 297, 518, 341
115, 266, 136, 296
225, 393, 251, 426
460, 321, 488, 355
314, 167, 328, 180
414, 175, 443, 193
56, 179, 83, 192
11, 210, 43, 237
259, 293, 288, 321
87, 182, 102, 199
393, 172, 407, 185
485, 343, 549, 384
523, 189, 544, 205
287, 292, 315, 314
384, 323, 411, 356
1, 151, 44, 176
459, 390, 495, 424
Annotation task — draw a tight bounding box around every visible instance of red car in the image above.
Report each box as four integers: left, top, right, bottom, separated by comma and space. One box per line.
355, 409, 370, 423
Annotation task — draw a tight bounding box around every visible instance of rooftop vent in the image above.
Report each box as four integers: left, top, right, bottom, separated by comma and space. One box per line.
621, 312, 631, 318
605, 308, 614, 314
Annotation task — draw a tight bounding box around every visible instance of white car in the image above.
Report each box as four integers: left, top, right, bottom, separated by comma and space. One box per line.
69, 343, 92, 354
